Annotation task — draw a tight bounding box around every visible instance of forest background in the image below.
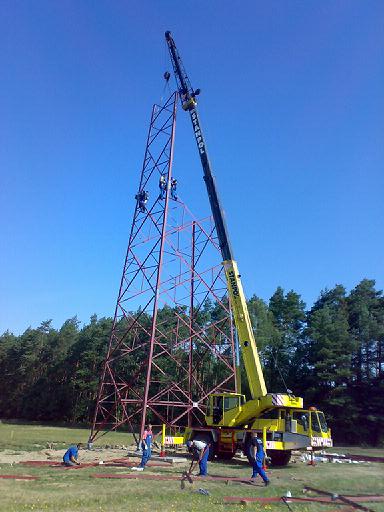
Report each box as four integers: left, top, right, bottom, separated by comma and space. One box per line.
1, 278, 383, 446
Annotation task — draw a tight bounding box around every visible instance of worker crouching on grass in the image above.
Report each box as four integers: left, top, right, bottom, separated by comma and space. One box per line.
62, 443, 83, 466
250, 433, 270, 486
186, 439, 210, 476
132, 424, 153, 471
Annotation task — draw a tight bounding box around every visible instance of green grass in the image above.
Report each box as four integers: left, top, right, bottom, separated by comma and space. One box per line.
1, 459, 384, 512
0, 422, 134, 451
333, 445, 384, 457
0, 423, 383, 512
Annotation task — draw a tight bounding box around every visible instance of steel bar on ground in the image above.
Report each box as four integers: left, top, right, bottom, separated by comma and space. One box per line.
21, 458, 172, 469
224, 496, 384, 505
92, 473, 262, 484
304, 486, 379, 512
0, 475, 38, 480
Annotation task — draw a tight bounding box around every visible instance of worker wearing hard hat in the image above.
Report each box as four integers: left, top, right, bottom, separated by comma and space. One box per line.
250, 432, 270, 485
186, 439, 210, 476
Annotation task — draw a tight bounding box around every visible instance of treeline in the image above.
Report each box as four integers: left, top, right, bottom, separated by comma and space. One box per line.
0, 279, 383, 445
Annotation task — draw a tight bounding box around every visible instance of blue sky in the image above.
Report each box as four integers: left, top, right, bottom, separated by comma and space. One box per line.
1, 1, 383, 335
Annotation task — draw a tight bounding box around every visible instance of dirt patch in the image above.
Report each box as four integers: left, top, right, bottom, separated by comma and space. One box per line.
0, 447, 139, 465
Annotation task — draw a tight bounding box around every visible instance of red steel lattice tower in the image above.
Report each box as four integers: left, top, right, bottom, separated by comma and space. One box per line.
90, 92, 236, 442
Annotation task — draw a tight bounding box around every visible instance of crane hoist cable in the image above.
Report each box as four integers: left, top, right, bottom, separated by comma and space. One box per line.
269, 347, 292, 395
158, 69, 173, 107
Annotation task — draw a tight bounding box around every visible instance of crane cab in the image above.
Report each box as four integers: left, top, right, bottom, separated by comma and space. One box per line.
205, 393, 246, 427
251, 407, 332, 444
292, 408, 333, 447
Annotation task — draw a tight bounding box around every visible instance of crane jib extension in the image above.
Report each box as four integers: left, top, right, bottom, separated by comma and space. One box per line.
165, 31, 267, 399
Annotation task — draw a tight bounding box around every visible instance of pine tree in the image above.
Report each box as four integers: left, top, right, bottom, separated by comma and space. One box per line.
306, 285, 357, 440
347, 280, 384, 443
266, 287, 306, 393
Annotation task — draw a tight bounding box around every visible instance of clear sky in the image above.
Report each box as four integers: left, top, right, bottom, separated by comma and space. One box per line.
1, 1, 383, 335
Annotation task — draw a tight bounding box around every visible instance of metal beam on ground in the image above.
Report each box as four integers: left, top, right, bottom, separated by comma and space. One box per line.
0, 475, 38, 480
91, 473, 260, 484
304, 486, 379, 512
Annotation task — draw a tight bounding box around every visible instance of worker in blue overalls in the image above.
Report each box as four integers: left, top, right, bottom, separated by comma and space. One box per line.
62, 443, 82, 466
186, 439, 210, 476
132, 424, 153, 471
250, 432, 270, 485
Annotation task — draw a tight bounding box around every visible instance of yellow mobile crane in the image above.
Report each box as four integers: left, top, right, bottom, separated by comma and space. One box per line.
165, 32, 332, 465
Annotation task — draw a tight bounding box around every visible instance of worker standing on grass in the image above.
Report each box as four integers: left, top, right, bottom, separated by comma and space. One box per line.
132, 424, 153, 471
186, 439, 210, 476
62, 443, 82, 466
250, 432, 270, 486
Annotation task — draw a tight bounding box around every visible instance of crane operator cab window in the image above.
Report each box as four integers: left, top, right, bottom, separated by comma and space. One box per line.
318, 412, 328, 432
224, 395, 243, 411
285, 410, 292, 432
292, 410, 328, 434
310, 411, 321, 433
210, 394, 244, 424
277, 409, 292, 432
212, 396, 223, 424
311, 411, 328, 433
293, 411, 310, 432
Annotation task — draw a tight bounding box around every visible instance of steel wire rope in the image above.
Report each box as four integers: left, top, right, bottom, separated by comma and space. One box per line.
159, 40, 173, 106
257, 323, 291, 394
270, 347, 291, 394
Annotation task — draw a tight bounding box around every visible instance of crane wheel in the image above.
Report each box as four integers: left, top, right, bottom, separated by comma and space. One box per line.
243, 434, 291, 467
216, 451, 236, 460
266, 449, 291, 466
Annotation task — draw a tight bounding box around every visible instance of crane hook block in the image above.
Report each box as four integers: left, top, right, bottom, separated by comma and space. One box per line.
164, 71, 171, 81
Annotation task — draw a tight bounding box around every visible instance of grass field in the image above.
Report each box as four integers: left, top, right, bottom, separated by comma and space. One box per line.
0, 421, 134, 452
0, 422, 383, 512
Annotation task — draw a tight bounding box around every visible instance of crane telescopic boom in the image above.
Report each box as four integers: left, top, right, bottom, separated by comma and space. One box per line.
165, 31, 267, 399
